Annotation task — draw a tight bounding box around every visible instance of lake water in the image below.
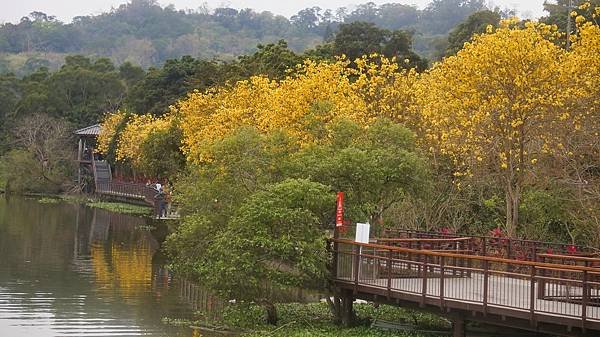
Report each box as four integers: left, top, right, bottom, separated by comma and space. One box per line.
0, 196, 220, 337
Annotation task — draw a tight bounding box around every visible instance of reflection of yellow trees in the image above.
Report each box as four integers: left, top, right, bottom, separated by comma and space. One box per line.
91, 241, 153, 301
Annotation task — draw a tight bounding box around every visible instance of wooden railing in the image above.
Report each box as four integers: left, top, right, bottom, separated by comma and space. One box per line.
374, 237, 473, 253
332, 239, 600, 331
96, 181, 157, 207
383, 228, 595, 262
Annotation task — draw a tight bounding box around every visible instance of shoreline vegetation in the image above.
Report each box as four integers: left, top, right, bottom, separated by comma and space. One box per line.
33, 194, 152, 216
163, 302, 452, 337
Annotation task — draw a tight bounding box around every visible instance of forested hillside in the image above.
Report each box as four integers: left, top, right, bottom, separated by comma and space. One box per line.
0, 0, 492, 75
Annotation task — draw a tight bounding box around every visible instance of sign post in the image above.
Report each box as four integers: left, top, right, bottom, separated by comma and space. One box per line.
355, 222, 370, 281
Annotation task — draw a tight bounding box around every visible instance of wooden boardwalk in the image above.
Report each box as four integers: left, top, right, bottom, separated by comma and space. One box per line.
331, 237, 600, 337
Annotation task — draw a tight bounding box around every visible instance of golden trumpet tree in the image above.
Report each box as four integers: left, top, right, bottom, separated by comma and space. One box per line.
176, 56, 419, 164
97, 111, 128, 156
98, 111, 175, 171
557, 17, 600, 243
417, 20, 580, 237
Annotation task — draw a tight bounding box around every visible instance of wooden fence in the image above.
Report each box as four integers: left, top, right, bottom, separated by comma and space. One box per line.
332, 238, 600, 333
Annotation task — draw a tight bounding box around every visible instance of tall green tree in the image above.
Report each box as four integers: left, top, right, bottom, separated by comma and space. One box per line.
289, 119, 429, 225
126, 56, 222, 115
46, 56, 124, 126
333, 21, 427, 69
445, 10, 501, 56
168, 179, 334, 325
236, 40, 304, 80
420, 0, 487, 34
0, 73, 19, 153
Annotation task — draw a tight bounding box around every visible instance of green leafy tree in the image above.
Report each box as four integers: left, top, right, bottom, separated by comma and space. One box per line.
174, 127, 296, 220
445, 10, 501, 56
126, 56, 222, 115
420, 0, 487, 34
118, 61, 145, 89
0, 73, 19, 153
333, 21, 387, 60
236, 40, 304, 80
137, 124, 185, 178
46, 56, 125, 126
333, 21, 427, 69
167, 179, 334, 325
289, 119, 429, 225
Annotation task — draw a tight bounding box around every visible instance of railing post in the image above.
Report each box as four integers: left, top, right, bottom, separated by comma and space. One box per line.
507, 239, 513, 272
421, 254, 428, 308
387, 249, 392, 299
479, 237, 484, 256
582, 270, 588, 331
467, 239, 473, 277
353, 244, 360, 293
529, 265, 536, 326
537, 256, 546, 299
440, 256, 445, 309
483, 259, 489, 316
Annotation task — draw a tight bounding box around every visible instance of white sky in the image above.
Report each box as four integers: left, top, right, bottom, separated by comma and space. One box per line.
0, 0, 548, 24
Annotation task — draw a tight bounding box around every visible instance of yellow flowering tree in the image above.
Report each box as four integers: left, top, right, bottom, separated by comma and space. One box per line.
351, 55, 421, 127
98, 111, 178, 176
556, 13, 600, 244
97, 111, 129, 158
417, 20, 579, 237
176, 56, 421, 164
177, 59, 360, 163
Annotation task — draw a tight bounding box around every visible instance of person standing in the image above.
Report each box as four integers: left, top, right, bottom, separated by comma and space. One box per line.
154, 187, 166, 218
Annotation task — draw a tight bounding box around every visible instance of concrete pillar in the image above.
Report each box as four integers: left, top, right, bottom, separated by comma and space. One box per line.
452, 317, 466, 337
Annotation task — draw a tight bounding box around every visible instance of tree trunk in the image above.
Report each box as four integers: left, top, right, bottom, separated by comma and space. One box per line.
263, 302, 278, 325
326, 295, 342, 324
505, 188, 513, 237
505, 178, 521, 238
340, 289, 356, 327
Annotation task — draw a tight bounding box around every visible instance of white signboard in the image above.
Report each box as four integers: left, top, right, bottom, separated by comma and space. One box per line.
355, 222, 371, 244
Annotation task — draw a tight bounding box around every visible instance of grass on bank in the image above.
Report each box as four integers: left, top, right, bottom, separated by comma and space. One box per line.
34, 195, 152, 216
85, 201, 152, 215
165, 302, 451, 337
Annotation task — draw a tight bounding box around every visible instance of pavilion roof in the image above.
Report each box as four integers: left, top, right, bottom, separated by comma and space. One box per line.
74, 124, 101, 137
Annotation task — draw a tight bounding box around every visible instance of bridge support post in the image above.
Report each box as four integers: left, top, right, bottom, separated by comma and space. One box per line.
340, 289, 355, 327
452, 317, 466, 337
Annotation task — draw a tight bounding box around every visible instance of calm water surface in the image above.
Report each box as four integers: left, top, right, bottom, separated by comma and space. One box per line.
0, 196, 219, 337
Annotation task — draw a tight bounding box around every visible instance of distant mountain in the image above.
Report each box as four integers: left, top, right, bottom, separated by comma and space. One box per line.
0, 0, 491, 75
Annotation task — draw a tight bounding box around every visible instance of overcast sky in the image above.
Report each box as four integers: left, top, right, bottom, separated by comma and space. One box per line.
1, 0, 549, 24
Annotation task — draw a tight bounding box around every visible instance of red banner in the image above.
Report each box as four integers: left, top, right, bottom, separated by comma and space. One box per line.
336, 192, 344, 228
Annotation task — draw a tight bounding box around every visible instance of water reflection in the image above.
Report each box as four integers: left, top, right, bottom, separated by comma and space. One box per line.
0, 196, 215, 337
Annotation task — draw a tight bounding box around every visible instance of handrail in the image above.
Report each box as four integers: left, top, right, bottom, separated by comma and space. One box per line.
95, 180, 158, 209
384, 228, 592, 253
374, 237, 472, 243
333, 239, 600, 273
538, 253, 600, 263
